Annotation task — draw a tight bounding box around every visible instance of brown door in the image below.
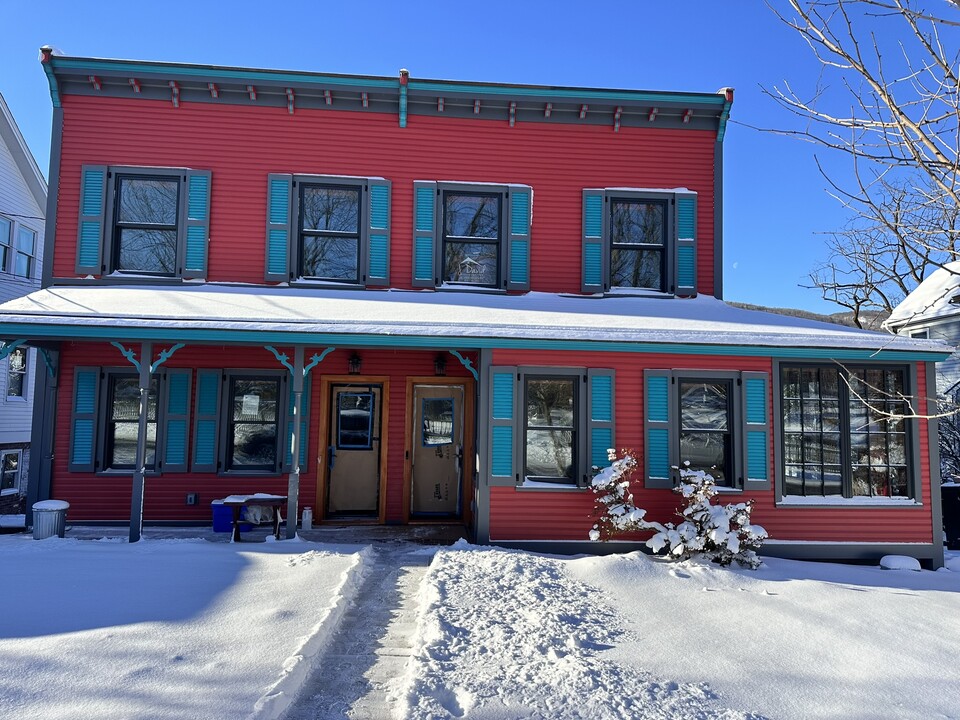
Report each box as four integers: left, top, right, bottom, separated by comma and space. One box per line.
410, 384, 464, 517
326, 384, 382, 517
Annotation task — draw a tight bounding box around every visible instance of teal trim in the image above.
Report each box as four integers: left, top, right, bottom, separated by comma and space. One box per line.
717, 98, 732, 142
187, 174, 209, 220
746, 431, 767, 480
591, 428, 613, 468
646, 375, 669, 422
491, 426, 514, 477
78, 222, 102, 267
415, 188, 434, 232
264, 345, 295, 374
584, 195, 603, 238
166, 419, 187, 465
304, 347, 335, 376
449, 350, 479, 381
677, 196, 695, 238
3, 323, 948, 361
745, 377, 767, 424
509, 240, 529, 285
590, 374, 612, 422
150, 343, 184, 373
399, 82, 408, 128
81, 169, 105, 215
185, 226, 207, 271
71, 419, 94, 465
492, 372, 514, 418
369, 185, 389, 229
369, 234, 388, 279
110, 341, 141, 372
414, 236, 433, 281
74, 369, 97, 414
584, 243, 602, 287
510, 191, 530, 236
267, 229, 288, 275
0, 339, 25, 361
268, 178, 290, 225
647, 427, 670, 478
677, 246, 695, 288
41, 59, 61, 108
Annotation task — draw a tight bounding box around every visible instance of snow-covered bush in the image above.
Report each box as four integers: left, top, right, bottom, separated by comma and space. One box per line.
589, 451, 767, 569
589, 449, 649, 541
646, 465, 768, 569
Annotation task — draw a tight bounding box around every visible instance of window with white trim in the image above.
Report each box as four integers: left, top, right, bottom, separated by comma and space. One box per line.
6, 347, 27, 399
1, 450, 21, 490
0, 215, 11, 273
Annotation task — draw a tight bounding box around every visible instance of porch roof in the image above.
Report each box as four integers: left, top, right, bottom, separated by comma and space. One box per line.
0, 284, 949, 360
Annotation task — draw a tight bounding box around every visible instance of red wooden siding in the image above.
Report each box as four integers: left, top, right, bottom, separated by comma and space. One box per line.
53, 343, 474, 522
488, 350, 935, 545
54, 95, 718, 295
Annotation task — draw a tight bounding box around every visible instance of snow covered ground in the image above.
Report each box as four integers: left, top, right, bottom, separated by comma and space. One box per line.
1, 534, 957, 719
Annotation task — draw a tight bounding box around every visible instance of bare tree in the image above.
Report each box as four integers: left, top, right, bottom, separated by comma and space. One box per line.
767, 0, 960, 326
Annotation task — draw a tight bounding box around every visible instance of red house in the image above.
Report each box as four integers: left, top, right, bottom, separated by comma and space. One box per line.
2, 48, 948, 566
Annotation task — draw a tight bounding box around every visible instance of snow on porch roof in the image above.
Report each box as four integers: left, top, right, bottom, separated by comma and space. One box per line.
0, 284, 948, 359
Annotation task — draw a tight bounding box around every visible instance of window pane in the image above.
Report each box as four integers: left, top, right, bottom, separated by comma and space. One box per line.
231, 423, 277, 467
610, 247, 662, 289
526, 429, 574, 479
782, 367, 801, 399
1, 453, 17, 490
15, 228, 35, 254
422, 398, 454, 446
610, 201, 664, 245
680, 431, 729, 485
232, 380, 278, 422
526, 379, 574, 427
444, 194, 500, 238
784, 433, 802, 463
338, 392, 373, 448
0, 217, 10, 245
680, 381, 729, 430
7, 373, 23, 397
444, 241, 498, 285
106, 376, 158, 469
783, 399, 801, 432
118, 177, 178, 225
14, 253, 31, 278
301, 186, 359, 233
302, 236, 359, 280
116, 228, 177, 274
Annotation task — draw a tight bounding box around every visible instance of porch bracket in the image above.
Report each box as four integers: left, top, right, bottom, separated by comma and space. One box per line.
449, 350, 479, 381
110, 341, 141, 373
0, 339, 26, 362
150, 343, 185, 373
304, 347, 335, 376
264, 345, 295, 374
39, 348, 57, 378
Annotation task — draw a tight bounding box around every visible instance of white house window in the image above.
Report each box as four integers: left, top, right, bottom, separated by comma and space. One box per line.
1, 450, 20, 490
14, 227, 37, 279
0, 215, 11, 272
7, 347, 27, 399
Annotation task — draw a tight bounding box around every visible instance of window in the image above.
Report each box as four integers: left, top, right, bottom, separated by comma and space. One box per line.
412, 181, 532, 291
780, 365, 913, 498
909, 329, 929, 340
1, 450, 20, 490
487, 367, 613, 488
14, 226, 37, 279
582, 188, 697, 296
643, 370, 770, 490
103, 373, 159, 471
76, 165, 211, 280
7, 347, 27, 399
265, 174, 390, 287
0, 216, 10, 272
679, 379, 733, 486
224, 375, 283, 472
443, 191, 502, 287
524, 376, 578, 483
337, 391, 374, 449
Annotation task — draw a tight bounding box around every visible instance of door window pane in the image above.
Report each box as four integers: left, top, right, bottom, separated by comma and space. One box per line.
338, 392, 374, 449
422, 398, 454, 446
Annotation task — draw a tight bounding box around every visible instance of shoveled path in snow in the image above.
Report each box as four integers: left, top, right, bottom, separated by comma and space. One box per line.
282, 542, 434, 720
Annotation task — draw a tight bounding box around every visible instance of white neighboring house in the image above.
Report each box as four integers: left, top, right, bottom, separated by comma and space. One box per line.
0, 92, 46, 510
885, 261, 960, 397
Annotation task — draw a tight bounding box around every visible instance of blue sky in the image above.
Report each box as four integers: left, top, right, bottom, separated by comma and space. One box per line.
2, 1, 854, 313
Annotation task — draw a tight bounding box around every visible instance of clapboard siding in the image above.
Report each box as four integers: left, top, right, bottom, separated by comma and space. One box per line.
487, 349, 934, 545
52, 343, 475, 521
54, 95, 717, 295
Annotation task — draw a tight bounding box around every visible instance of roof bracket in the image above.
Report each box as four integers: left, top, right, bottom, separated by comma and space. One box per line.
544, 102, 552, 118
286, 88, 295, 114
648, 107, 658, 122
509, 101, 516, 127
579, 104, 588, 120
613, 106, 622, 132
474, 99, 481, 114
169, 80, 180, 108
246, 84, 257, 101
437, 97, 444, 112
682, 109, 692, 123
129, 78, 140, 94
361, 91, 369, 108
323, 89, 332, 106
208, 83, 219, 99
88, 75, 101, 91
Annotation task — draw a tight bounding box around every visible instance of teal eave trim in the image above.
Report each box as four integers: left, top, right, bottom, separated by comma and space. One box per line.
0, 322, 948, 362
717, 99, 732, 142
42, 60, 61, 108
48, 56, 398, 90
408, 79, 727, 107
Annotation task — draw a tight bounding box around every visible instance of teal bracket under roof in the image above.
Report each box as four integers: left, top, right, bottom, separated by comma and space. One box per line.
40, 53, 61, 108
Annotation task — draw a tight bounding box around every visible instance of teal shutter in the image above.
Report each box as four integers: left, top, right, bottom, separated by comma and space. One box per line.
192, 370, 221, 472
505, 185, 532, 292
69, 367, 100, 472
76, 166, 107, 275
741, 371, 771, 490
412, 181, 438, 288
366, 179, 391, 286
489, 366, 518, 482
675, 193, 697, 297
265, 174, 293, 282
161, 369, 191, 473
587, 369, 615, 482
644, 369, 675, 488
285, 375, 311, 470
581, 189, 606, 294
182, 171, 212, 279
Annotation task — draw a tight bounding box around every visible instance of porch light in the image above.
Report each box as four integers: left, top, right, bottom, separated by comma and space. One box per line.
434, 354, 447, 376
348, 352, 362, 375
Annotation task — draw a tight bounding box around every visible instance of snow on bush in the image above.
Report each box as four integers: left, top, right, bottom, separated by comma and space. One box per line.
590, 452, 767, 569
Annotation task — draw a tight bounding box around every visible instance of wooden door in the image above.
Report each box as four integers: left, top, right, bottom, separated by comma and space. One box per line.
410, 383, 464, 517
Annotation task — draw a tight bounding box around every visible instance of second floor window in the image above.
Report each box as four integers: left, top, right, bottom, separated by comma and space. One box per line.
0, 216, 10, 273
14, 227, 37, 279
610, 199, 667, 291
113, 175, 180, 275
442, 192, 502, 288
299, 184, 362, 283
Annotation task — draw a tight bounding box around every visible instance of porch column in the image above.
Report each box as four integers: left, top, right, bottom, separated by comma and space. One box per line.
129, 341, 152, 543
286, 346, 305, 539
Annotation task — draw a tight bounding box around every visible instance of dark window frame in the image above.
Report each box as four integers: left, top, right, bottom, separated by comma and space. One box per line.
6, 346, 28, 401
295, 178, 365, 285
441, 189, 503, 289
777, 362, 917, 500
219, 370, 287, 475
0, 449, 21, 490
336, 390, 375, 450
95, 368, 163, 474
609, 197, 669, 292
0, 215, 12, 274
520, 369, 584, 487
678, 376, 735, 487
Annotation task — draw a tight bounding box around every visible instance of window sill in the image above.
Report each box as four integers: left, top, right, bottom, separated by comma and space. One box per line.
777, 495, 922, 508
437, 283, 507, 295
604, 287, 675, 299
516, 479, 588, 492
58, 275, 192, 286
290, 278, 365, 291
